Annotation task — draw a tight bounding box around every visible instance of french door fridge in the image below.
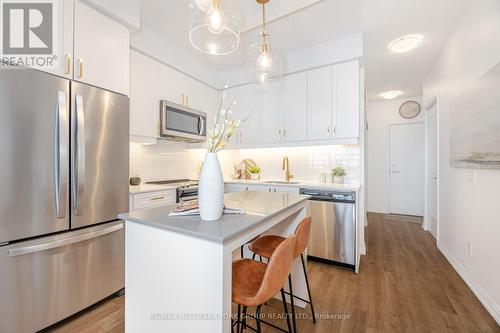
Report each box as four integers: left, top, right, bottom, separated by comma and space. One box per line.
0, 68, 129, 332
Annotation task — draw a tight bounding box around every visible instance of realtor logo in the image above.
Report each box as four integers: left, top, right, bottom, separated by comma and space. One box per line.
2, 2, 53, 54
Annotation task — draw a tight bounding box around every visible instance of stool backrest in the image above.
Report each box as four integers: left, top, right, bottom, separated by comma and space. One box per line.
254, 234, 296, 304
294, 217, 312, 258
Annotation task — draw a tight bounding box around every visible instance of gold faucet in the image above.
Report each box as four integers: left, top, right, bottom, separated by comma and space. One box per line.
282, 156, 294, 181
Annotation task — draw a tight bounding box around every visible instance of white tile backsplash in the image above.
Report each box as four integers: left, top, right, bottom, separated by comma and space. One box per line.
131, 142, 361, 184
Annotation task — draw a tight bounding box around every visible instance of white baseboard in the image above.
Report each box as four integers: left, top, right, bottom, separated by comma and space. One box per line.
438, 241, 500, 325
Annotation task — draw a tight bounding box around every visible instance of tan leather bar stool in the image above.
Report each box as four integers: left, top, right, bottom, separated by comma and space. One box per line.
249, 217, 316, 333
232, 234, 296, 333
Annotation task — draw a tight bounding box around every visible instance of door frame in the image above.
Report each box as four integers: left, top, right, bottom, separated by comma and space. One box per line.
423, 94, 440, 240
388, 121, 425, 216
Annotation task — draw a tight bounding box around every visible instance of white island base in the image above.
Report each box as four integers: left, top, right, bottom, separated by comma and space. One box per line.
122, 191, 311, 333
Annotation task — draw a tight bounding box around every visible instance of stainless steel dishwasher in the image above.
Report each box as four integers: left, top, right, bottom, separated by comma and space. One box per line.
300, 189, 356, 269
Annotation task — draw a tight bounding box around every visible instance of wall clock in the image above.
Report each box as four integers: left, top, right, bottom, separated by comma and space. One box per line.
399, 101, 421, 119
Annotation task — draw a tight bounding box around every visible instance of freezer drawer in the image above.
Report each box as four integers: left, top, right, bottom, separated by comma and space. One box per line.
0, 221, 124, 333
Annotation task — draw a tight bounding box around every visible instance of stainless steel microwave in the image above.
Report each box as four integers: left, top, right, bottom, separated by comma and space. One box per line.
159, 100, 207, 142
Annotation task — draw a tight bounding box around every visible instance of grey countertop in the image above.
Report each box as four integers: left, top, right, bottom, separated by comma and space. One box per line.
118, 191, 310, 243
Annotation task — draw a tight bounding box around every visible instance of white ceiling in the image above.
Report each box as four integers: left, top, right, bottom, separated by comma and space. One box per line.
138, 0, 472, 101
140, 0, 361, 69
361, 0, 471, 101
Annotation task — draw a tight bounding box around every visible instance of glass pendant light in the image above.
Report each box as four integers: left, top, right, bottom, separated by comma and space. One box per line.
189, 0, 240, 55
247, 0, 282, 84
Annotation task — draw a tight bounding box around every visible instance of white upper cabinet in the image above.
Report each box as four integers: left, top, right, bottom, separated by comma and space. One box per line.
260, 81, 284, 144
224, 85, 261, 147
43, 0, 73, 79
283, 72, 308, 142
130, 50, 159, 142
307, 66, 332, 140
334, 60, 360, 139
74, 0, 130, 95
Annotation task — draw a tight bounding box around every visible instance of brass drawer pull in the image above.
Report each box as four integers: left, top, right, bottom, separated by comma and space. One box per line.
149, 196, 165, 201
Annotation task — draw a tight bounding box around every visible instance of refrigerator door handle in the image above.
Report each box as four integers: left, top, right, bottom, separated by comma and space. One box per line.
7, 223, 123, 257
72, 94, 86, 215
55, 91, 68, 218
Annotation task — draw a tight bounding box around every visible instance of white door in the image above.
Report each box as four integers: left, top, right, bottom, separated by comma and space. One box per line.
429, 108, 438, 238
74, 0, 129, 95
307, 66, 332, 140
283, 72, 308, 142
260, 81, 284, 144
130, 50, 159, 140
224, 85, 261, 147
390, 123, 425, 216
335, 60, 360, 139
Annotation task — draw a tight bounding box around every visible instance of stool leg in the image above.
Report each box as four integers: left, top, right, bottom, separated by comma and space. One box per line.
301, 253, 317, 324
252, 252, 257, 260
256, 305, 262, 333
280, 288, 292, 333
288, 274, 298, 333
240, 245, 244, 258
237, 304, 241, 333
241, 306, 248, 332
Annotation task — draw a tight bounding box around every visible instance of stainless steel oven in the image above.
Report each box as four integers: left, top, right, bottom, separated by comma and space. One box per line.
160, 100, 207, 142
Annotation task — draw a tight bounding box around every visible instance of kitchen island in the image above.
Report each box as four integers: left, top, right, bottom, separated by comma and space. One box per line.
119, 191, 310, 333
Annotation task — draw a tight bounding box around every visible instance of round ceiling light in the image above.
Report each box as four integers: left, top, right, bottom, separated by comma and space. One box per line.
380, 90, 403, 100
388, 35, 423, 53
189, 0, 241, 56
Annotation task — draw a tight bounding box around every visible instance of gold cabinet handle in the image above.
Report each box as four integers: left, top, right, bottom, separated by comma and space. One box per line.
77, 58, 83, 78
283, 129, 286, 140
65, 54, 72, 75
181, 94, 185, 105
149, 196, 165, 201
185, 95, 189, 107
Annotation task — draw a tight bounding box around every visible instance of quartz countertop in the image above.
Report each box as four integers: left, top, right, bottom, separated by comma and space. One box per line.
225, 179, 361, 192
118, 191, 310, 243
129, 184, 177, 194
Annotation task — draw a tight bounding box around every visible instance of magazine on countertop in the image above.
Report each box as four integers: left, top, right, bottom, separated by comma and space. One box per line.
169, 199, 246, 217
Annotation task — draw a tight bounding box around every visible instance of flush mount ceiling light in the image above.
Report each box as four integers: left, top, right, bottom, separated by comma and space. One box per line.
380, 90, 403, 100
189, 0, 240, 55
247, 0, 282, 84
388, 34, 423, 53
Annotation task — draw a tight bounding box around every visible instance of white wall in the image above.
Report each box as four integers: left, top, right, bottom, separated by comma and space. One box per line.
366, 96, 424, 213
423, 0, 500, 324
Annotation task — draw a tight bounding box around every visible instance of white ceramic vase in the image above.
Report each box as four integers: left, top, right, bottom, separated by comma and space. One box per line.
198, 152, 224, 221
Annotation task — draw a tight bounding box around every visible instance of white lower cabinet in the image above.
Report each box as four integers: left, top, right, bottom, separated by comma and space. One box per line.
129, 190, 176, 211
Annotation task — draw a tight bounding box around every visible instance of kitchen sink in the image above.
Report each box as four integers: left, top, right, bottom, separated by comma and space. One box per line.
263, 180, 302, 185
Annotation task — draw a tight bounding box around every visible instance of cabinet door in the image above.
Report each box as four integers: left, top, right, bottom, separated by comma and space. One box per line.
224, 85, 261, 147
283, 72, 308, 142
334, 60, 360, 138
158, 64, 186, 106
74, 0, 130, 95
43, 0, 73, 78
260, 80, 284, 144
130, 50, 159, 141
308, 66, 332, 140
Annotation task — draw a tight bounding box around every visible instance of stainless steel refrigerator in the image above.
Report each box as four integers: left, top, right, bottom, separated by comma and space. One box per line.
0, 67, 129, 332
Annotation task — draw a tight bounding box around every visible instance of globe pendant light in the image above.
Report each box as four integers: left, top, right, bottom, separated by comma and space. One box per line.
189, 0, 240, 55
247, 0, 282, 84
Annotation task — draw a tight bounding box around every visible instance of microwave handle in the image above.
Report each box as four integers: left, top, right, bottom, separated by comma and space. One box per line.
198, 116, 205, 135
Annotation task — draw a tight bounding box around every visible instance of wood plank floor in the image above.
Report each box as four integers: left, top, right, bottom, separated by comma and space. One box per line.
45, 213, 500, 333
